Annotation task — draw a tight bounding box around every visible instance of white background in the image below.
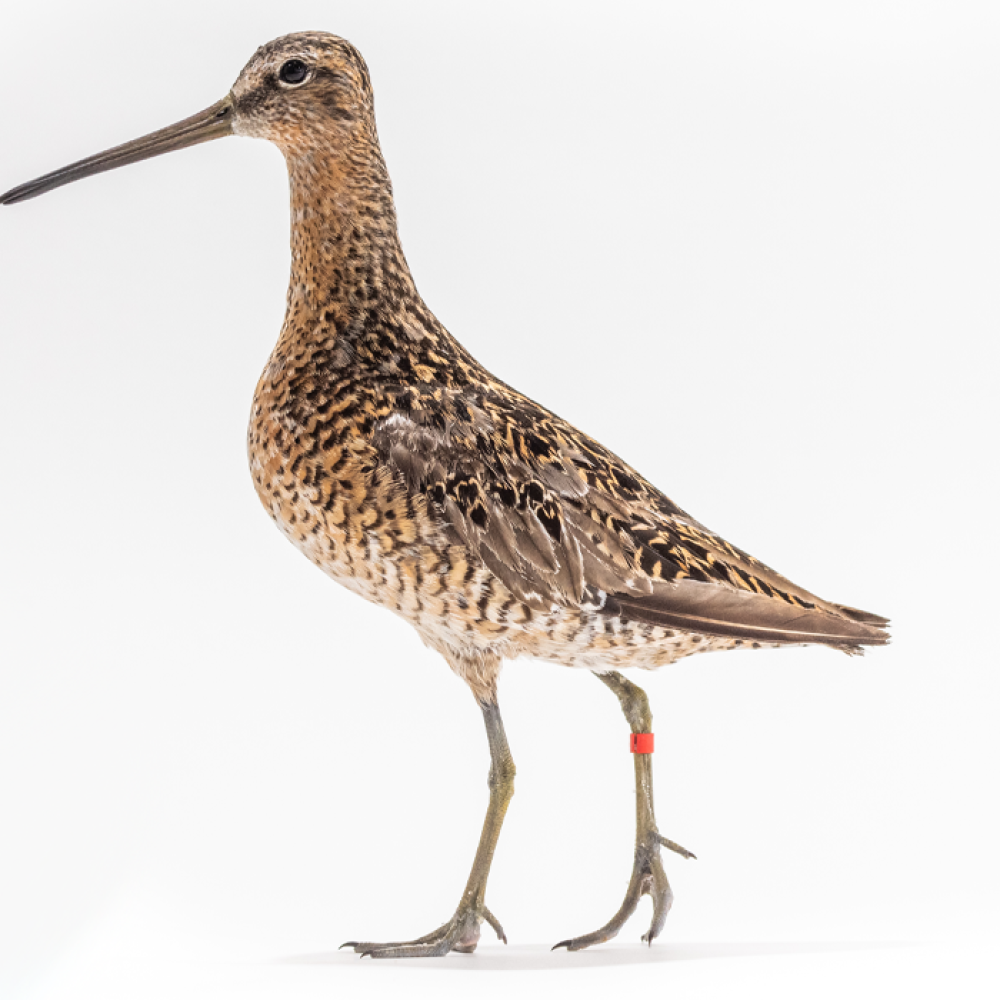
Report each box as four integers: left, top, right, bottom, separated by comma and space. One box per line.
1, 1, 998, 997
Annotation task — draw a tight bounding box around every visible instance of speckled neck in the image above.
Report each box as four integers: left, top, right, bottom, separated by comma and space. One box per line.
281, 141, 417, 328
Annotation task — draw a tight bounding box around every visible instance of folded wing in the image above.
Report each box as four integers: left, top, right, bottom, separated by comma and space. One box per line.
372, 384, 889, 651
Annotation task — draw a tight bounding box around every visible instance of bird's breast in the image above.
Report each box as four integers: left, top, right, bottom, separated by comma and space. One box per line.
246, 352, 443, 602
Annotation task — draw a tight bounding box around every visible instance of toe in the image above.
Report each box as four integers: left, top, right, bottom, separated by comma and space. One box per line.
341, 905, 500, 959
482, 904, 507, 944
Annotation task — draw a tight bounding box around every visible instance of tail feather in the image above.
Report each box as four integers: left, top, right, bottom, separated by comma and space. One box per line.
833, 603, 891, 628
605, 579, 891, 650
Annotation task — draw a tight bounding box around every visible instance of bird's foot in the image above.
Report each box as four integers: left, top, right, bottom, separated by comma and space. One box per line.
552, 830, 695, 952
341, 903, 506, 958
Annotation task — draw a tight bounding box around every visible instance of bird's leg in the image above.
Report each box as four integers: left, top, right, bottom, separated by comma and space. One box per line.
553, 670, 695, 951
343, 697, 515, 958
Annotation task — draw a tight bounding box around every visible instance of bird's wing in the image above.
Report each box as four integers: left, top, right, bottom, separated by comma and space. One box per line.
372, 384, 889, 648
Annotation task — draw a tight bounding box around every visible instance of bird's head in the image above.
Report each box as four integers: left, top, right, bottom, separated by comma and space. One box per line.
0, 32, 378, 206
230, 33, 376, 150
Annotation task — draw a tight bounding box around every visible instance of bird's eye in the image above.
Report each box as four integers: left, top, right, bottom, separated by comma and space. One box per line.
279, 59, 309, 85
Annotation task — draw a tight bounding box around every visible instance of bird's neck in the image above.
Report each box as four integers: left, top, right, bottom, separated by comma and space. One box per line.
268, 141, 476, 390
281, 144, 418, 330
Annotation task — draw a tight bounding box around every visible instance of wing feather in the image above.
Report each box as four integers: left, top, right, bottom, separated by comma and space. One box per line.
371, 386, 889, 650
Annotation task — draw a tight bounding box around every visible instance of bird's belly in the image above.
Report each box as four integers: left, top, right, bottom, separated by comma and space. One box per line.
248, 444, 397, 601
246, 410, 474, 629
250, 472, 521, 648
247, 434, 525, 653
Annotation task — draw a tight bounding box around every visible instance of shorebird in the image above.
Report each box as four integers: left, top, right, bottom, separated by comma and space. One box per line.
2, 32, 889, 957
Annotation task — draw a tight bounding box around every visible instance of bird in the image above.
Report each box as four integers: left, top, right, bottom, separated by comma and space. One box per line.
1, 32, 889, 958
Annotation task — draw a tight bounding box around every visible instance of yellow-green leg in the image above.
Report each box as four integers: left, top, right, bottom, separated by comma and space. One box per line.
342, 698, 514, 958
553, 670, 695, 951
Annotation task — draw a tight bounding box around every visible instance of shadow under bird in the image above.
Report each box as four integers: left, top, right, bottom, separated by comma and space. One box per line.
2, 32, 889, 957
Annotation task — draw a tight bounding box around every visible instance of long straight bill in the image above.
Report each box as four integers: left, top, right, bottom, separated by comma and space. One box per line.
0, 97, 233, 205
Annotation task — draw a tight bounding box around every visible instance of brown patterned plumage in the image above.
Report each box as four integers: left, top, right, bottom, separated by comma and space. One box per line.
2, 31, 888, 958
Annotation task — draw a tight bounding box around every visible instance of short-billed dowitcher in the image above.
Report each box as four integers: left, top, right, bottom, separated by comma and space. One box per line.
2, 32, 888, 957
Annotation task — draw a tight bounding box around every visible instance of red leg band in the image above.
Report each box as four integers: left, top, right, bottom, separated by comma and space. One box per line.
630, 733, 654, 753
